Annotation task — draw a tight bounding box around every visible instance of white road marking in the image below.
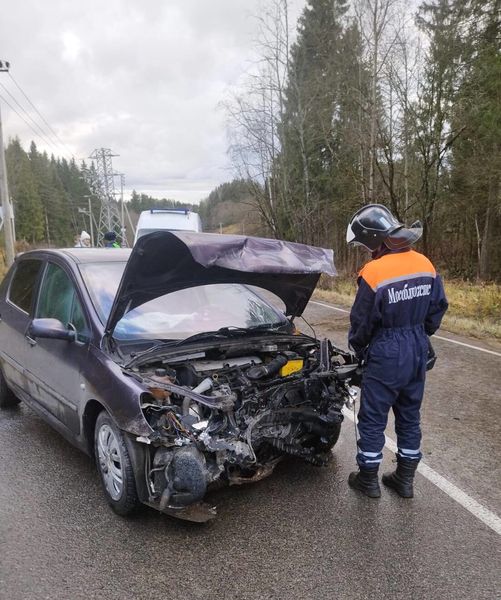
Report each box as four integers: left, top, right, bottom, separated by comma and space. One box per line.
315, 296, 501, 531
309, 300, 501, 358
432, 335, 501, 357
310, 300, 349, 314
342, 407, 501, 536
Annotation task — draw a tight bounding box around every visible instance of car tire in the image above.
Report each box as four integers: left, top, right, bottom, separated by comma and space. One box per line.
330, 422, 342, 447
0, 369, 21, 409
94, 411, 140, 516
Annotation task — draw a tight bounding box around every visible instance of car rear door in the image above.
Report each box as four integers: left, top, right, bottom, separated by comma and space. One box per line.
0, 258, 44, 397
27, 260, 92, 435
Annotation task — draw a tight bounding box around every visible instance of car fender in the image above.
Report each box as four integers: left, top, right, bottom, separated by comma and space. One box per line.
81, 345, 153, 438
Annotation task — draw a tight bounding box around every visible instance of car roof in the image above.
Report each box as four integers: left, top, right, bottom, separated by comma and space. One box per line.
17, 248, 132, 264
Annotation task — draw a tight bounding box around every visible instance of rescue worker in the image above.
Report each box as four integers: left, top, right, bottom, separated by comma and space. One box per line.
346, 204, 448, 498
103, 231, 120, 248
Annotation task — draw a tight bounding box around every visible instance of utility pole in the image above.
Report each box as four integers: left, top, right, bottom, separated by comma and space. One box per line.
119, 173, 126, 246
88, 196, 94, 247
44, 211, 51, 246
0, 60, 16, 267
79, 196, 96, 247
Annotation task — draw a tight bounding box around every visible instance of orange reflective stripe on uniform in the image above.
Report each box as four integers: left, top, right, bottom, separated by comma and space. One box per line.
359, 250, 436, 292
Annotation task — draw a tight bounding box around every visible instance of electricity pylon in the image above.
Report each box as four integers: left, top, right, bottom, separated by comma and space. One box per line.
87, 148, 128, 247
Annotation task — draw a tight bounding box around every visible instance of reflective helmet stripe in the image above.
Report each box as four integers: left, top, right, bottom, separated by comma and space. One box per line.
346, 224, 356, 243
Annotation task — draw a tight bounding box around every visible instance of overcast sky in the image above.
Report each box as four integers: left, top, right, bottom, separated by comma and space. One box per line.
0, 0, 305, 203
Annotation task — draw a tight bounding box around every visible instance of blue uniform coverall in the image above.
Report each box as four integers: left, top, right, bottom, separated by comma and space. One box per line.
349, 248, 448, 468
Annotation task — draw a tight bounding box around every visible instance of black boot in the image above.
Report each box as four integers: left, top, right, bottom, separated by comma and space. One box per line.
382, 457, 419, 498
348, 467, 381, 498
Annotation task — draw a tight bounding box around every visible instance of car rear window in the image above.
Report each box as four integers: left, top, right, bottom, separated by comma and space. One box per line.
8, 259, 42, 313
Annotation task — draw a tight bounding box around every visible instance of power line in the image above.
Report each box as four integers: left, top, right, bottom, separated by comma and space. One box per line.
8, 72, 76, 161
0, 91, 60, 152
0, 80, 63, 156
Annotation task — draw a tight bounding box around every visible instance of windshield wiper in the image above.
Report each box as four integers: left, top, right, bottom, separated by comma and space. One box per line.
122, 339, 179, 367
173, 323, 287, 347
123, 324, 288, 368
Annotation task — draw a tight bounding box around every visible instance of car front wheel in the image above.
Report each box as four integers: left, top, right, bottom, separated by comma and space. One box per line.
0, 369, 21, 409
94, 411, 139, 515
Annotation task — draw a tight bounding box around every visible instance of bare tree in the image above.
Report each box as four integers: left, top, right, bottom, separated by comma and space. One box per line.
224, 0, 292, 237
355, 0, 400, 202
377, 13, 422, 219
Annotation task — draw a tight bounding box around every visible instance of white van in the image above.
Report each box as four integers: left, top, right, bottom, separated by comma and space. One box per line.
134, 209, 202, 244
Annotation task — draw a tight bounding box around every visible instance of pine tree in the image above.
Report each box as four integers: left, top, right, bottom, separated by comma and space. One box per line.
277, 0, 363, 257
6, 139, 44, 243
448, 0, 501, 279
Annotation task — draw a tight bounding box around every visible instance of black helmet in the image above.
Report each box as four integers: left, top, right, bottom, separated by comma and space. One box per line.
346, 204, 422, 252
104, 231, 117, 242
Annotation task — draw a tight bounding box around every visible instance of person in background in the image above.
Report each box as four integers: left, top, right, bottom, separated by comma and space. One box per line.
103, 231, 120, 248
345, 204, 448, 499
74, 231, 91, 248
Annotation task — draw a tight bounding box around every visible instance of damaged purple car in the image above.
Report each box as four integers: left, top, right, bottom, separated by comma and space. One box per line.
0, 232, 359, 521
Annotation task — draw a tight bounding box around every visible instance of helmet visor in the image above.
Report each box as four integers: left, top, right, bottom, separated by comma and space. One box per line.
384, 221, 423, 249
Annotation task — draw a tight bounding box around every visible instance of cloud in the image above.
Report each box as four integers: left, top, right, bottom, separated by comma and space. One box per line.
61, 31, 83, 63
0, 0, 305, 203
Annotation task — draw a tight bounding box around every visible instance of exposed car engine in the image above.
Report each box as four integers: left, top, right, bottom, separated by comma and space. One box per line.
126, 335, 359, 521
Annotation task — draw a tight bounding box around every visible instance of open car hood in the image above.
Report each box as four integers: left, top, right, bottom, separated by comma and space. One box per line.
104, 231, 336, 336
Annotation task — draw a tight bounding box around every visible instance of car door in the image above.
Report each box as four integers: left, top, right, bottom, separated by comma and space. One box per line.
27, 261, 92, 435
0, 258, 44, 397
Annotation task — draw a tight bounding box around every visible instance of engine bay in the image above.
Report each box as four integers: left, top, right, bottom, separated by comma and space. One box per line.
125, 335, 359, 521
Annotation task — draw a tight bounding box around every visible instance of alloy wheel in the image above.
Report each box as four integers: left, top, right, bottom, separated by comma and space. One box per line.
96, 423, 124, 501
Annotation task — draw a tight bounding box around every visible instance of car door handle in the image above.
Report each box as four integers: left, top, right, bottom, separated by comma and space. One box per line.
25, 335, 37, 347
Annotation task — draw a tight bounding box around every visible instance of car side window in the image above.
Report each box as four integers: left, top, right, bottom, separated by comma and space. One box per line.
8, 259, 42, 313
70, 297, 90, 342
37, 263, 90, 342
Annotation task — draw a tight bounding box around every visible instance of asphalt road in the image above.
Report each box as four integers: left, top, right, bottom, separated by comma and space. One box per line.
1, 299, 500, 600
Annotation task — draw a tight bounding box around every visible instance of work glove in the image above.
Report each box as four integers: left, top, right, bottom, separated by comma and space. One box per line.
355, 346, 368, 368
347, 343, 366, 365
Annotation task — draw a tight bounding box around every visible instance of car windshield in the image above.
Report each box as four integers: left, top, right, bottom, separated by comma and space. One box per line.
79, 262, 286, 341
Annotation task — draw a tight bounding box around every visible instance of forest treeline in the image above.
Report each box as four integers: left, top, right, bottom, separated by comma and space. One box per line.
5, 139, 92, 247
2, 139, 257, 246
3, 139, 198, 248
128, 190, 196, 214
197, 180, 262, 234
225, 0, 501, 280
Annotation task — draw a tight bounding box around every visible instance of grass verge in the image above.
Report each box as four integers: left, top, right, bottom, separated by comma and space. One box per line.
315, 276, 501, 341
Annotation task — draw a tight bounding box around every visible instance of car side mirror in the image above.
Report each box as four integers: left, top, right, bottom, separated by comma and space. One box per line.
30, 318, 76, 342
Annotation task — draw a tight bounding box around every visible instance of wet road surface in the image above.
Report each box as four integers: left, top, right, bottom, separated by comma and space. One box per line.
0, 298, 500, 599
